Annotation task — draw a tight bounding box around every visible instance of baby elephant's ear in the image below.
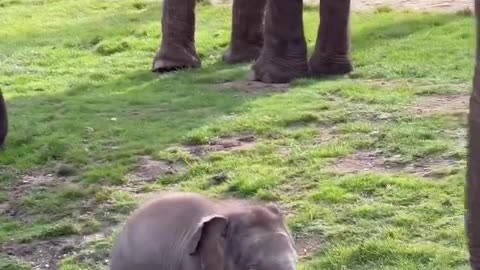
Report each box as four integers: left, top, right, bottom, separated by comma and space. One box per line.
265, 203, 283, 217
188, 215, 229, 255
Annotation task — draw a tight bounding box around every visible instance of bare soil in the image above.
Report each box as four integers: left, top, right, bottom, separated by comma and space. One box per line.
350, 0, 472, 12
177, 134, 257, 157
410, 94, 469, 116
293, 232, 324, 259
126, 155, 186, 183
330, 150, 461, 178
0, 224, 119, 270
1, 169, 75, 220
216, 80, 290, 94
0, 238, 77, 270
210, 0, 472, 13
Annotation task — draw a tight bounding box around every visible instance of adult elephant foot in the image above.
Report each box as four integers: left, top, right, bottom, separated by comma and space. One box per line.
222, 43, 262, 65
222, 0, 266, 64
251, 0, 307, 83
151, 46, 201, 73
151, 0, 201, 73
308, 54, 353, 76
309, 0, 353, 77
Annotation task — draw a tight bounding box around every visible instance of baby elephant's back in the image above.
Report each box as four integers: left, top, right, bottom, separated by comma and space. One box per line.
109, 193, 219, 270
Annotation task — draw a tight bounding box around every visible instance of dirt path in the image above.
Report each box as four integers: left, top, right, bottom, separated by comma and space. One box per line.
210, 0, 473, 13
350, 0, 472, 12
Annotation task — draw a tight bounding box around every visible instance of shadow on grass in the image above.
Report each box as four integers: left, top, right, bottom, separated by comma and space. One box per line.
0, 62, 263, 168
0, 11, 470, 168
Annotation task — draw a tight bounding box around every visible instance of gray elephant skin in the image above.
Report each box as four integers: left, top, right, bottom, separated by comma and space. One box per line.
0, 90, 7, 149
152, 0, 352, 83
109, 192, 298, 270
467, 1, 480, 269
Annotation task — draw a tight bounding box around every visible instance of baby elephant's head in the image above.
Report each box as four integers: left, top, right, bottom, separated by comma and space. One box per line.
189, 203, 297, 270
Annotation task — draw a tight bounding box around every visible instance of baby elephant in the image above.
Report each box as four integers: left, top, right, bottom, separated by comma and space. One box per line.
109, 192, 298, 270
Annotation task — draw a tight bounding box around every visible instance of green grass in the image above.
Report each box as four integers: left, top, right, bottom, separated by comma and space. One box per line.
0, 0, 473, 269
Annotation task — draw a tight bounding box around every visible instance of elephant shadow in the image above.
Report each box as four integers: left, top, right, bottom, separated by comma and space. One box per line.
0, 9, 467, 166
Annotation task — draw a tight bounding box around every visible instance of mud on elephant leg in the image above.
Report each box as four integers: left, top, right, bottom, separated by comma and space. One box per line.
0, 90, 8, 149
223, 0, 266, 64
251, 0, 308, 83
152, 0, 201, 73
309, 0, 353, 76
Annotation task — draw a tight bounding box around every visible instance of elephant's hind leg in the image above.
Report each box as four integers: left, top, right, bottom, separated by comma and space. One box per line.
309, 0, 353, 76
251, 0, 308, 83
152, 0, 201, 73
223, 0, 266, 64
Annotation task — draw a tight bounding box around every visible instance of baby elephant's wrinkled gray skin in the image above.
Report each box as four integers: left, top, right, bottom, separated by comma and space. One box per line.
109, 192, 298, 270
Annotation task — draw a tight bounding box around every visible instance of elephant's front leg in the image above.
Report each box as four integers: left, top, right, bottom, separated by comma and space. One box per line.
223, 0, 266, 64
309, 0, 353, 76
251, 0, 308, 83
0, 90, 7, 149
151, 0, 201, 72
467, 3, 480, 269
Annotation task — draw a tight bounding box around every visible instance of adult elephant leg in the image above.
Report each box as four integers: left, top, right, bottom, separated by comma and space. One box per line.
0, 90, 7, 149
467, 2, 480, 269
152, 0, 201, 73
251, 0, 308, 83
223, 0, 266, 64
309, 0, 353, 76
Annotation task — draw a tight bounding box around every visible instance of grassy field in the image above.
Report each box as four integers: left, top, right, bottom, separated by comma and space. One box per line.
0, 0, 475, 269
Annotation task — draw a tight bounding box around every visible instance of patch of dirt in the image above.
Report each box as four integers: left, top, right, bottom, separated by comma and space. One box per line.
410, 95, 469, 116
313, 128, 339, 145
126, 156, 187, 183
11, 170, 71, 198
210, 0, 472, 12
331, 151, 399, 174
330, 150, 460, 178
0, 226, 118, 270
0, 238, 78, 270
216, 80, 290, 94
70, 226, 119, 268
293, 232, 324, 259
1, 169, 75, 220
182, 135, 257, 157
350, 0, 472, 12
445, 128, 468, 148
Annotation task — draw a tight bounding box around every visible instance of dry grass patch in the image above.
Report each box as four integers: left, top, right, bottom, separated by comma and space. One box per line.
216, 80, 290, 94
329, 150, 461, 178
409, 94, 469, 116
